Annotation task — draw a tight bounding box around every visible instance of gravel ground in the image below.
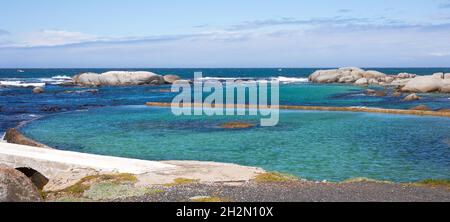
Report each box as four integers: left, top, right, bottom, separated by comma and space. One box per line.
119, 181, 450, 202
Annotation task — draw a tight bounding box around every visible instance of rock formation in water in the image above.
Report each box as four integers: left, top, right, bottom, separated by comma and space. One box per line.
163, 75, 181, 84
4, 128, 50, 148
309, 68, 450, 93
32, 87, 44, 94
73, 71, 165, 86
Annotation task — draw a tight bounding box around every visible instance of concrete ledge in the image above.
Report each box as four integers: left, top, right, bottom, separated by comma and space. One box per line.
0, 142, 177, 178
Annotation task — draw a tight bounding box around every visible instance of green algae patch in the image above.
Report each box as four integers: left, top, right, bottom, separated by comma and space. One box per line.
415, 179, 450, 188
84, 182, 162, 201
253, 172, 299, 183
342, 177, 393, 184
164, 178, 200, 187
52, 173, 138, 198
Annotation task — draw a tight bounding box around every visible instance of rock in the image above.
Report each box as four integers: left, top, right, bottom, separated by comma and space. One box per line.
74, 71, 165, 86
432, 72, 444, 79
390, 78, 411, 86
392, 91, 402, 97
338, 76, 356, 83
366, 89, 386, 97
410, 105, 432, 111
309, 69, 342, 83
438, 108, 450, 113
403, 93, 420, 101
440, 79, 450, 93
0, 165, 42, 202
354, 78, 368, 86
445, 73, 450, 79
402, 75, 443, 93
368, 79, 379, 85
4, 128, 49, 148
172, 80, 192, 85
163, 75, 181, 84
384, 76, 395, 83
375, 91, 387, 97
32, 87, 44, 94
363, 70, 386, 79
220, 122, 255, 129
40, 106, 62, 112
397, 73, 416, 79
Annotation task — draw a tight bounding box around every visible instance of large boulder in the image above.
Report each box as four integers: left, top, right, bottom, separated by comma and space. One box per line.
354, 78, 368, 86
402, 75, 443, 93
0, 165, 42, 202
309, 69, 342, 83
445, 73, 450, 79
362, 70, 386, 79
441, 79, 450, 93
4, 128, 49, 148
397, 73, 416, 79
163, 75, 181, 84
74, 71, 164, 86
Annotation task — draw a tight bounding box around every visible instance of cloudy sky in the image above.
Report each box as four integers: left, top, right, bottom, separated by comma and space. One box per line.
1, 0, 450, 68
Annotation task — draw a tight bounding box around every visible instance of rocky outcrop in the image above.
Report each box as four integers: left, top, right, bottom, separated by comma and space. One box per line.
73, 71, 165, 86
309, 67, 450, 93
401, 75, 443, 93
4, 128, 50, 148
163, 75, 181, 84
403, 93, 420, 101
32, 87, 44, 94
0, 165, 42, 202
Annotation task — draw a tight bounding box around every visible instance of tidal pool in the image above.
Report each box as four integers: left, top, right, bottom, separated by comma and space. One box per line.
22, 105, 450, 182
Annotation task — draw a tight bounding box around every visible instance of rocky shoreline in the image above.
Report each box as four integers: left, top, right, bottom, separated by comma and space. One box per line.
1, 130, 449, 202
309, 67, 450, 93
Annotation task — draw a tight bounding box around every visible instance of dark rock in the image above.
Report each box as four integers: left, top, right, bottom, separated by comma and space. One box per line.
4, 128, 50, 148
0, 165, 43, 202
410, 105, 432, 111
40, 106, 62, 112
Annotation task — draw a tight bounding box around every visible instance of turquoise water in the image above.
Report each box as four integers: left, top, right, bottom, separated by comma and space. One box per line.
22, 106, 450, 182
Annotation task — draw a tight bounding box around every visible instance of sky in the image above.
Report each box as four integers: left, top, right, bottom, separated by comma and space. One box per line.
0, 0, 450, 68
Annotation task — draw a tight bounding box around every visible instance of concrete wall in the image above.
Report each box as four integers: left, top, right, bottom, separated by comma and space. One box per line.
0, 142, 176, 179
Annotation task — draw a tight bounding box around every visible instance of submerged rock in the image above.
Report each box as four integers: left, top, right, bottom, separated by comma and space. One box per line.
410, 105, 432, 111
73, 71, 165, 86
403, 93, 420, 101
220, 122, 255, 129
0, 165, 42, 202
32, 87, 44, 94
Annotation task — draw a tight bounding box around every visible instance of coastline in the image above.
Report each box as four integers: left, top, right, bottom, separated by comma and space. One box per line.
2, 129, 450, 202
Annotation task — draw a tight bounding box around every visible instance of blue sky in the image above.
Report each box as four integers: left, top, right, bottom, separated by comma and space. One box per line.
0, 0, 450, 67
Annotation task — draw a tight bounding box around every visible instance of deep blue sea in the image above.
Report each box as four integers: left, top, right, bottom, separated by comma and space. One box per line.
1, 68, 450, 182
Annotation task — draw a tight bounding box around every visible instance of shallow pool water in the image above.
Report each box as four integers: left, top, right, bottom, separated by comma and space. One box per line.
22, 105, 450, 182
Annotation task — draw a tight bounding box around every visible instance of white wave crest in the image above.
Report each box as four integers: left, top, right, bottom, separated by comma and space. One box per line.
0, 81, 45, 88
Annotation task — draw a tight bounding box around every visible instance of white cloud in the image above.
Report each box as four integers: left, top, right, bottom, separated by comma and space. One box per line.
12, 30, 101, 47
